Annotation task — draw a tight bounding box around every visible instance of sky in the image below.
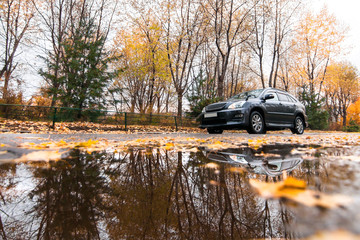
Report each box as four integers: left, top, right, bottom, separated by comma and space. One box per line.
312, 0, 360, 70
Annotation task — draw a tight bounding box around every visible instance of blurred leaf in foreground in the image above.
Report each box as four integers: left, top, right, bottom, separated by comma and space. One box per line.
306, 230, 360, 240
250, 177, 352, 208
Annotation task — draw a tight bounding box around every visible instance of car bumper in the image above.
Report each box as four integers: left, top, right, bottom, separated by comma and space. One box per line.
199, 108, 249, 129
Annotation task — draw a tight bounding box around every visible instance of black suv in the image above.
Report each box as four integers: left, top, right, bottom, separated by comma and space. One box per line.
199, 88, 308, 134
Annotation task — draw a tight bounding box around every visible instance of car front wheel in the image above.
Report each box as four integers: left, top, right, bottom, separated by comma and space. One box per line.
248, 111, 266, 134
291, 116, 305, 134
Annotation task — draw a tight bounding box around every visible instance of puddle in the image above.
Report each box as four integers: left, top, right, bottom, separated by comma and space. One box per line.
0, 145, 360, 239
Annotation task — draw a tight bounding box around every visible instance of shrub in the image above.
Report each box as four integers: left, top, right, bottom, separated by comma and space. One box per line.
343, 119, 360, 132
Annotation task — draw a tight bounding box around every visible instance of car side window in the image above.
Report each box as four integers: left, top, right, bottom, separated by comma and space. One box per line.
288, 95, 297, 102
266, 91, 279, 101
278, 93, 290, 102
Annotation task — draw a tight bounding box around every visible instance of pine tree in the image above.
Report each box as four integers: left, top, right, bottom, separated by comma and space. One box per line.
40, 16, 112, 118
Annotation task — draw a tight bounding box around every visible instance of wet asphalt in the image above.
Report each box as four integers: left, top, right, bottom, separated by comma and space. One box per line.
0, 131, 358, 147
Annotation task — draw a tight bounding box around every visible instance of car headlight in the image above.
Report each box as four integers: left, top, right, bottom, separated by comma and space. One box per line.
202, 107, 206, 113
228, 101, 245, 109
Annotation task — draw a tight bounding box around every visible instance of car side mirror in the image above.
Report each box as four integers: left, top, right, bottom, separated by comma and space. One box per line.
264, 94, 274, 100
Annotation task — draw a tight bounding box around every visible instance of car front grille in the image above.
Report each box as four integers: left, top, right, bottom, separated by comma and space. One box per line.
201, 119, 227, 125
205, 102, 227, 112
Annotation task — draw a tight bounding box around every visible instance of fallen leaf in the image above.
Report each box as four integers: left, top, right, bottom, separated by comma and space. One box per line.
75, 139, 99, 148
164, 142, 175, 150
15, 150, 68, 162
250, 177, 352, 208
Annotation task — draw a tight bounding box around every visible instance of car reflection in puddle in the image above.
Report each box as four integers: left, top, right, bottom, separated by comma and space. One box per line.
203, 145, 303, 177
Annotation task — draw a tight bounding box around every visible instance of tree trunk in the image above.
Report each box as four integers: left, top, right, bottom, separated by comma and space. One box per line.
177, 91, 183, 118
217, 74, 224, 99
2, 71, 10, 101
165, 93, 170, 113
218, 53, 231, 99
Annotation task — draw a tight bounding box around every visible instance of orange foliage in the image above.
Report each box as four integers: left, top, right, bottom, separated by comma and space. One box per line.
347, 97, 360, 124
292, 7, 347, 90
28, 94, 52, 107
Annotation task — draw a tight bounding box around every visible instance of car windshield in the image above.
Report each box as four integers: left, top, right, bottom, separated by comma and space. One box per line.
228, 89, 264, 101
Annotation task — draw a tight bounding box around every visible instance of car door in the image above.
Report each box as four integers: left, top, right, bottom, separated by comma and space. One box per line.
277, 92, 296, 124
286, 94, 297, 123
263, 91, 283, 124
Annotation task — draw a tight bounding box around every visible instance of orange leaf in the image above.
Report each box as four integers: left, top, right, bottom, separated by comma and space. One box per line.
250, 178, 352, 208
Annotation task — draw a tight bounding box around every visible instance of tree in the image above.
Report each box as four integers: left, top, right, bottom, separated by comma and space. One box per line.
347, 97, 360, 125
292, 7, 346, 100
0, 0, 34, 101
300, 85, 328, 130
186, 70, 219, 117
111, 4, 173, 114
35, 0, 117, 107
164, 0, 206, 117
32, 0, 73, 107
290, 8, 346, 129
324, 62, 359, 127
204, 0, 255, 99
112, 22, 171, 113
248, 0, 302, 88
43, 17, 112, 114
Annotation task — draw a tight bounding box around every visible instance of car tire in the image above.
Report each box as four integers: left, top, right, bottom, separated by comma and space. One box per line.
248, 111, 266, 134
291, 116, 305, 134
207, 128, 223, 134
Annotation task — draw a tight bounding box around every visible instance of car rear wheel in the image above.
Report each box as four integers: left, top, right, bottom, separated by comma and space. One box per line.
291, 116, 305, 134
207, 128, 223, 134
248, 111, 266, 134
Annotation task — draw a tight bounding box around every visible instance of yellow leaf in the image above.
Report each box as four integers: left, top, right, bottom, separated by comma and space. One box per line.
75, 139, 99, 148
250, 178, 352, 208
282, 177, 307, 189
164, 142, 175, 150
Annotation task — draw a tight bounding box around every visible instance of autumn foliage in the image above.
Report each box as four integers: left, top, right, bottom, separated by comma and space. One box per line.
347, 97, 360, 124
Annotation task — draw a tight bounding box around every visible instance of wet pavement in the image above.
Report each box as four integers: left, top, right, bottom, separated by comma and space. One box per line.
0, 135, 360, 239
0, 131, 358, 146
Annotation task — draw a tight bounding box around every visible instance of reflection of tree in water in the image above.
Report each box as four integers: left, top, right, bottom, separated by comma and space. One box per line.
28, 149, 110, 239
105, 149, 174, 239
0, 163, 18, 240
105, 149, 294, 239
